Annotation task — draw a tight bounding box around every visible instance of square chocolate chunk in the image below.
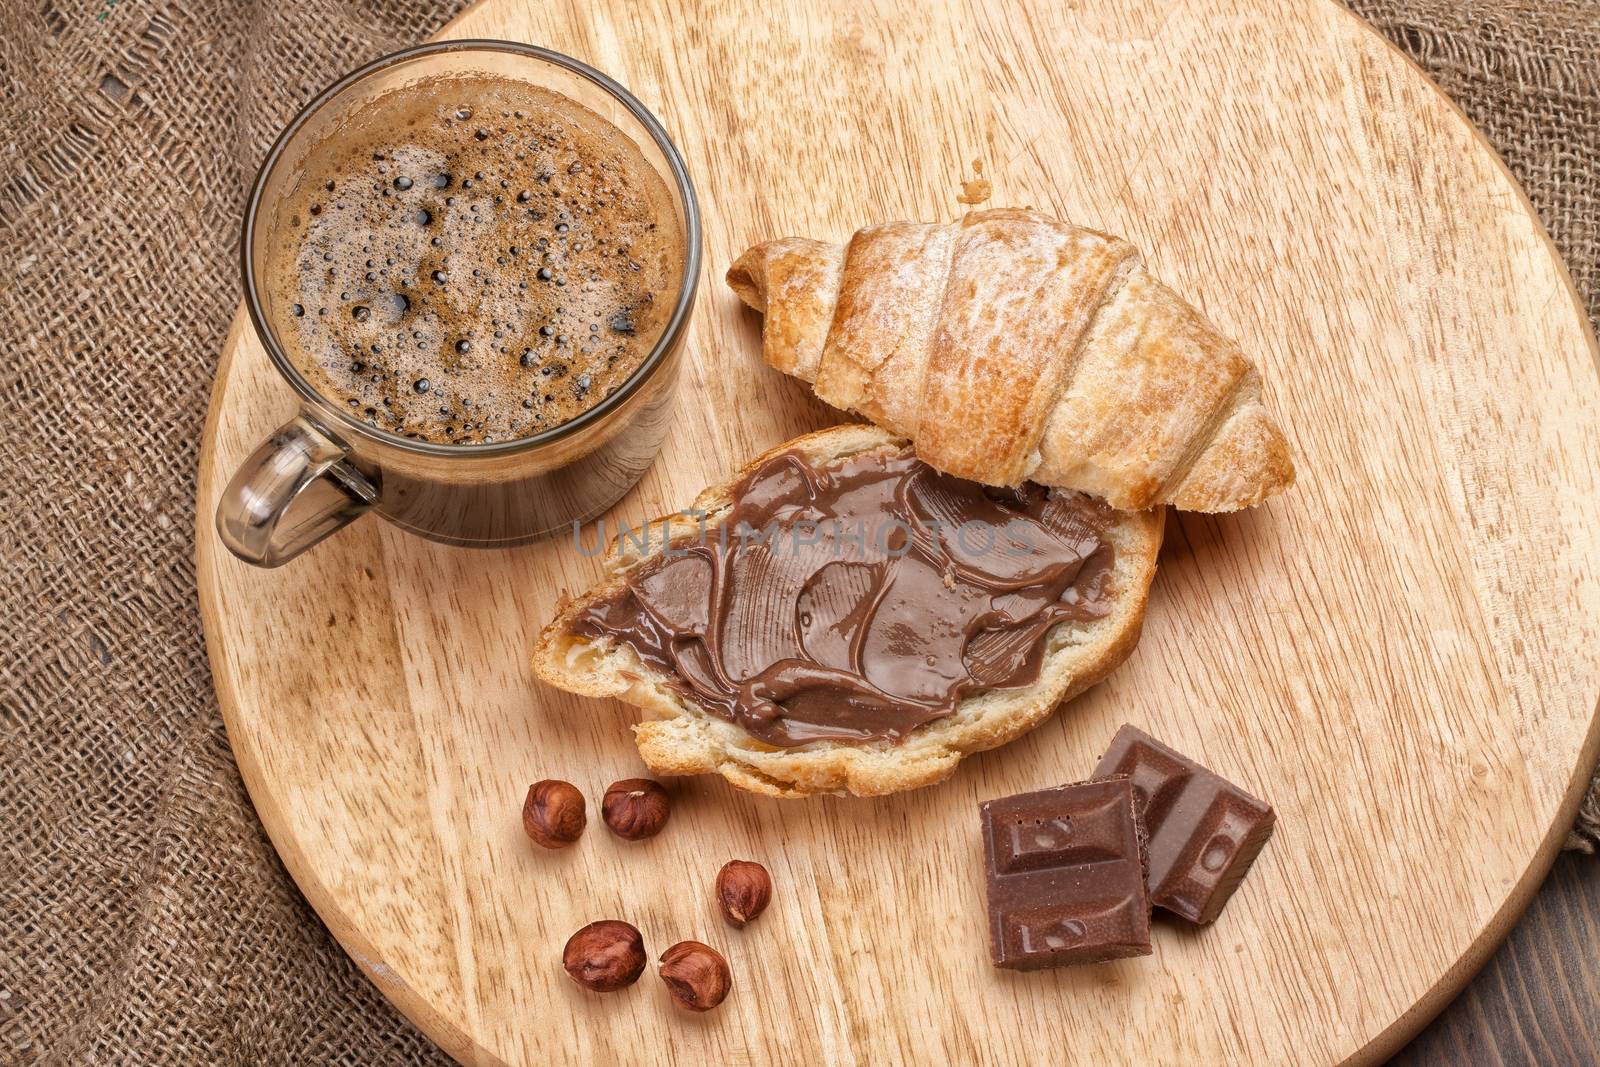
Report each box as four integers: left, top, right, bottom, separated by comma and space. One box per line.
979, 777, 1152, 969
1094, 724, 1276, 924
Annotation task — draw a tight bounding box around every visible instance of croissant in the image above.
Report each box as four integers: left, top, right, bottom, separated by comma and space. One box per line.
725, 208, 1294, 512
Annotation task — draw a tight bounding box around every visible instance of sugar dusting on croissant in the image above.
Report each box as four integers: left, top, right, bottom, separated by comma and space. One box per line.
726, 208, 1295, 512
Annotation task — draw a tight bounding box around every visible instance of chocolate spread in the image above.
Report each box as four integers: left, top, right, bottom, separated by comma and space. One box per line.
569, 447, 1117, 747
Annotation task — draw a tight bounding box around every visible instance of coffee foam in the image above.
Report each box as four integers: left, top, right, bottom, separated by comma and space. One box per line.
266, 75, 684, 444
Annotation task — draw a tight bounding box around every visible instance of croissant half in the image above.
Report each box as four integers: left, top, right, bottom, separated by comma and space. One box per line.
726, 208, 1295, 512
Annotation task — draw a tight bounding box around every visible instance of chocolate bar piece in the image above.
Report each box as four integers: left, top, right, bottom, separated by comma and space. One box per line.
979, 776, 1152, 970
1093, 724, 1275, 924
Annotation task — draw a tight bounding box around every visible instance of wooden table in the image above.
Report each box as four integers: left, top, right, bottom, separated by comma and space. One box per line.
1393, 850, 1600, 1065
196, 1, 1600, 1063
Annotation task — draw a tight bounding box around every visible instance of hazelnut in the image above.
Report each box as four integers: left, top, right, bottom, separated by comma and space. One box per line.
562, 920, 646, 992
522, 779, 585, 849
601, 778, 670, 840
714, 860, 772, 927
658, 940, 731, 1012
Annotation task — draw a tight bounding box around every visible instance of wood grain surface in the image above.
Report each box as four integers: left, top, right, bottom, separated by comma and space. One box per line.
193, 0, 1600, 1064
1393, 852, 1600, 1067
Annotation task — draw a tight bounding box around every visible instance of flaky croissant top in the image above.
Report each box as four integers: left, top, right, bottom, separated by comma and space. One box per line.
726, 208, 1294, 512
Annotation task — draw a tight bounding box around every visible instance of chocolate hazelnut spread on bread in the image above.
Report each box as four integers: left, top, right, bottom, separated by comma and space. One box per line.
569, 446, 1116, 747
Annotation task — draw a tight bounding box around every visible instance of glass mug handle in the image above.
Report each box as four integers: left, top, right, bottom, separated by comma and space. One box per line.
215, 413, 378, 567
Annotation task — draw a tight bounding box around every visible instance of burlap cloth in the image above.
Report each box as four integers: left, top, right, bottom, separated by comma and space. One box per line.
0, 0, 1596, 1062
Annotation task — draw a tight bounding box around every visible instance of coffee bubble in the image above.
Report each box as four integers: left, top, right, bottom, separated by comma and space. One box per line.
267, 76, 682, 444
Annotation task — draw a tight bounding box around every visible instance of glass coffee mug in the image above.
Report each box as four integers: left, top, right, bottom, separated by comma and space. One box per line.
217, 41, 701, 567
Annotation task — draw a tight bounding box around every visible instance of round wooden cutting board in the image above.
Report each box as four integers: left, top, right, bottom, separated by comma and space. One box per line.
195, 1, 1600, 1063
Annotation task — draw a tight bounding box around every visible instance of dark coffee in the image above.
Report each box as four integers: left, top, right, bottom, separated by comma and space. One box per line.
267, 75, 684, 444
